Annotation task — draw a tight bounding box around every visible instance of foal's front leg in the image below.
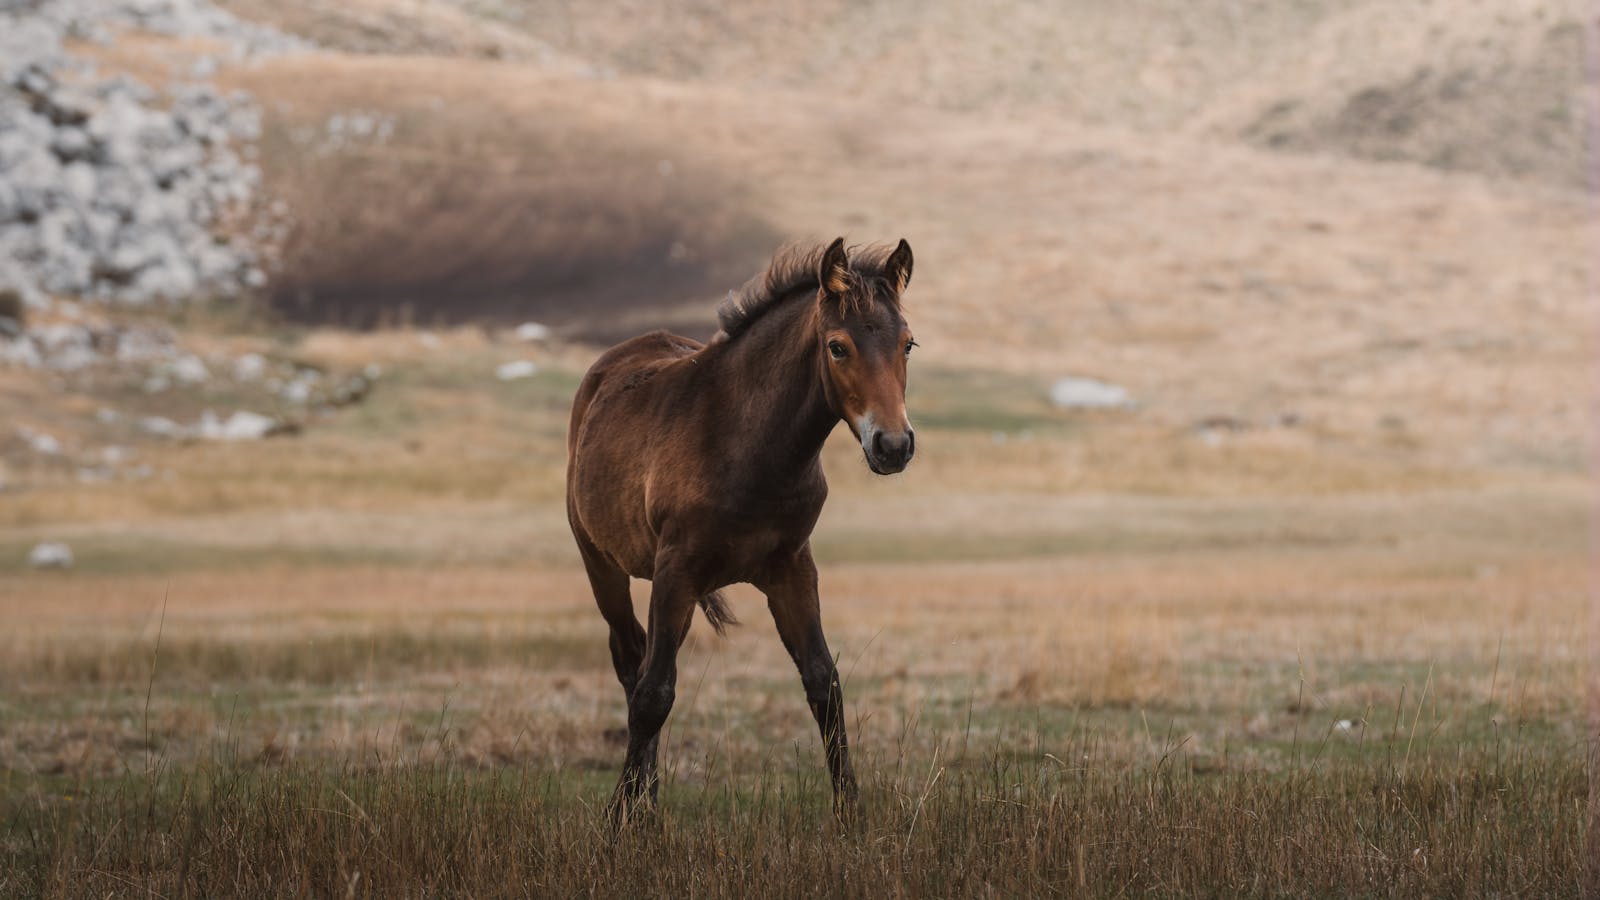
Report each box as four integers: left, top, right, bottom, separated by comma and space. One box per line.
609, 563, 697, 826
761, 545, 860, 824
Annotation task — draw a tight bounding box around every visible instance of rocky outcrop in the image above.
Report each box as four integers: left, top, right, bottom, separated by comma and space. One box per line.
0, 0, 307, 310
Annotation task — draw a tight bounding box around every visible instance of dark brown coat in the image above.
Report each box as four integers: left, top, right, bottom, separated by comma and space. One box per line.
566, 237, 917, 824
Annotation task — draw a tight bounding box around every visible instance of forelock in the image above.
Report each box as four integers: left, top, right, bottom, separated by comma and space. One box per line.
715, 240, 905, 340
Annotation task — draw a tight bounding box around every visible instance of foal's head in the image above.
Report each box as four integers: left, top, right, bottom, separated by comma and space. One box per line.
815, 237, 916, 475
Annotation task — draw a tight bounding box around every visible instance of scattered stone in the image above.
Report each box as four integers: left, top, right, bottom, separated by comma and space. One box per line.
16, 425, 62, 455
196, 409, 284, 441
166, 352, 209, 384
27, 541, 73, 569
513, 322, 550, 342
0, 332, 41, 367
137, 414, 186, 438
1049, 376, 1133, 410
29, 322, 97, 371
280, 369, 320, 404
232, 351, 266, 381
496, 360, 539, 381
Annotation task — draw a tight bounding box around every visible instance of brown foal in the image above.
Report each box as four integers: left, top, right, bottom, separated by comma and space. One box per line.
565, 237, 917, 824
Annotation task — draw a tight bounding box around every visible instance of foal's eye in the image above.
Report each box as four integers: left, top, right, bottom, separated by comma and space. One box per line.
904, 340, 917, 358
828, 341, 848, 360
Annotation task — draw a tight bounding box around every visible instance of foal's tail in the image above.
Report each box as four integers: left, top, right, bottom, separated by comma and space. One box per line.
699, 591, 738, 636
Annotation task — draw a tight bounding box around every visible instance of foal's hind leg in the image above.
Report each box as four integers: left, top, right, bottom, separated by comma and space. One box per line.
578, 542, 645, 699
759, 545, 860, 825
577, 541, 666, 794
609, 560, 699, 826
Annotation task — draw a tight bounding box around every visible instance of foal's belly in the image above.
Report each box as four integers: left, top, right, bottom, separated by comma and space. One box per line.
585, 501, 815, 584
575, 464, 823, 585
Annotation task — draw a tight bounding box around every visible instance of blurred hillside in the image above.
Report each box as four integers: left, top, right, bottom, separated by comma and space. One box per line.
221, 0, 1595, 186
1, 0, 1595, 489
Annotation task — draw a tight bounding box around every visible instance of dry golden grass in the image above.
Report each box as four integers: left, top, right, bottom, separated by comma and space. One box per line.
1, 533, 1588, 894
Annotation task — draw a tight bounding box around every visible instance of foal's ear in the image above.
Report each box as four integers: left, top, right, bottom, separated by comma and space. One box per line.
884, 238, 913, 294
818, 237, 851, 299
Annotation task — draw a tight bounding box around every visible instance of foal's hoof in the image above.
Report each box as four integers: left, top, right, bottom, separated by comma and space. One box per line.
606, 787, 659, 831
832, 794, 863, 834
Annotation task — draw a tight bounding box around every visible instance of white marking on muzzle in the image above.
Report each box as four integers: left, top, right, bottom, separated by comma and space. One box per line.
854, 412, 877, 454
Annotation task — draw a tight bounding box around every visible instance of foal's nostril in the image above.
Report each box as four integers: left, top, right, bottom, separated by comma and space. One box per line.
906, 429, 915, 458
876, 431, 911, 461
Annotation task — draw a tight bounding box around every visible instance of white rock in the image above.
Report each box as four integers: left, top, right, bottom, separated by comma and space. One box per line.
1049, 377, 1134, 410
0, 335, 41, 368
168, 353, 209, 384
44, 342, 97, 371
60, 161, 97, 202
138, 415, 187, 438
232, 351, 266, 381
496, 360, 538, 381
281, 369, 319, 404
27, 541, 73, 569
113, 328, 172, 363
196, 409, 278, 441
17, 425, 61, 455
513, 322, 550, 342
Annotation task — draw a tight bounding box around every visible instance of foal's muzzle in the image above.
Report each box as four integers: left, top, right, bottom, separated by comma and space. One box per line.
862, 425, 915, 475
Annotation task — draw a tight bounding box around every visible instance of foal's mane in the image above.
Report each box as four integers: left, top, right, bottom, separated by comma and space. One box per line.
715, 241, 902, 341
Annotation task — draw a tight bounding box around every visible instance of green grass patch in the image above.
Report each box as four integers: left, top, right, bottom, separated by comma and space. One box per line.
908, 366, 1087, 434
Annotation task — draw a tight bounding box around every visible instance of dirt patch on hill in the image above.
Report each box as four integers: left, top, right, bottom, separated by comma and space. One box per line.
227, 55, 780, 335
262, 139, 777, 336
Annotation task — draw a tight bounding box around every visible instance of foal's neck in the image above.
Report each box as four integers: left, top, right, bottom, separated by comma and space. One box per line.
712, 295, 836, 476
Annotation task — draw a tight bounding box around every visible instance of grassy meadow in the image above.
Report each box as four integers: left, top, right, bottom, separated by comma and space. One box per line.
0, 331, 1590, 896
